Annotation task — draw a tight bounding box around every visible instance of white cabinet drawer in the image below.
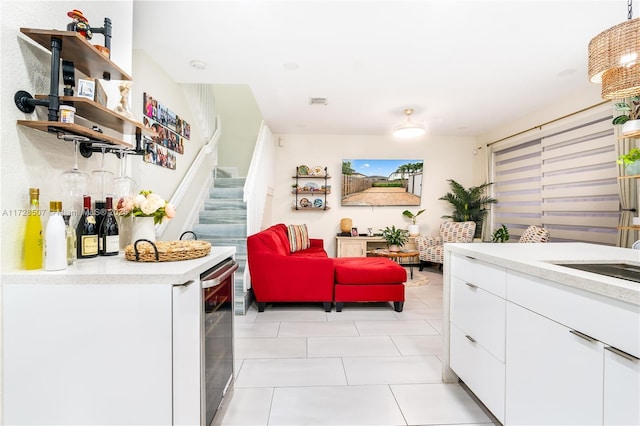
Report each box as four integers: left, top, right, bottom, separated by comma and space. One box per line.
450, 323, 505, 424
451, 276, 505, 361
505, 301, 604, 425
604, 346, 640, 425
507, 270, 640, 358
451, 253, 506, 298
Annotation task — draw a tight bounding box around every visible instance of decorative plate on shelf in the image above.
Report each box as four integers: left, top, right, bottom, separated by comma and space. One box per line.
313, 198, 323, 208
309, 165, 324, 176
297, 165, 309, 175
299, 198, 310, 207
303, 182, 320, 191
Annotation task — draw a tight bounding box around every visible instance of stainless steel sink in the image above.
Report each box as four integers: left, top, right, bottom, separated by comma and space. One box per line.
555, 263, 640, 283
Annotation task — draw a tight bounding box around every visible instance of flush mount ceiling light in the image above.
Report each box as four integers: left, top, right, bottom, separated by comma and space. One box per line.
393, 108, 426, 138
588, 0, 640, 99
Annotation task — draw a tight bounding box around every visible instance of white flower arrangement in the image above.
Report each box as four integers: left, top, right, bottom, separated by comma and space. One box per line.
116, 190, 176, 225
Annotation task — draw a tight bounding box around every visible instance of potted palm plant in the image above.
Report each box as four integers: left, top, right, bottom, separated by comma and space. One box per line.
440, 179, 497, 239
380, 225, 409, 252
402, 209, 426, 236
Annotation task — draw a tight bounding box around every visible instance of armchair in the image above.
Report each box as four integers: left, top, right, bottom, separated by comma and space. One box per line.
519, 225, 550, 243
416, 221, 476, 270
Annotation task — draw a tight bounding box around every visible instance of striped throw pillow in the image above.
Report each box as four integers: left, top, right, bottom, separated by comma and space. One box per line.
288, 224, 310, 252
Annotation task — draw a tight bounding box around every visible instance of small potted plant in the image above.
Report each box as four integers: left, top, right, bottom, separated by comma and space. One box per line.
491, 224, 510, 243
617, 147, 640, 176
612, 96, 640, 137
380, 225, 409, 252
402, 209, 426, 236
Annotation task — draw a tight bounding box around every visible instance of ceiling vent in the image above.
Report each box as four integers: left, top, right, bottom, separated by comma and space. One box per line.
309, 97, 328, 105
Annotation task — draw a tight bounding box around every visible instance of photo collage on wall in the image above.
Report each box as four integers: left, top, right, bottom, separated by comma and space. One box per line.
142, 92, 191, 170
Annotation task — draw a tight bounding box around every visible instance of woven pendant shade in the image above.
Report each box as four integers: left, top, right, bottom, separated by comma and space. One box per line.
588, 17, 640, 85
601, 63, 640, 99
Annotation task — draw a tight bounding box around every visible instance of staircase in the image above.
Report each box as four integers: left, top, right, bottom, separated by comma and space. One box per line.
193, 169, 251, 315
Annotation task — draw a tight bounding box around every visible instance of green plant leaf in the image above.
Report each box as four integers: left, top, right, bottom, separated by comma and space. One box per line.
614, 103, 632, 111
612, 115, 631, 125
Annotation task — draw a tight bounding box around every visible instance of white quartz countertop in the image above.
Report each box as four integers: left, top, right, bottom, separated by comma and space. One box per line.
445, 242, 640, 305
1, 246, 236, 285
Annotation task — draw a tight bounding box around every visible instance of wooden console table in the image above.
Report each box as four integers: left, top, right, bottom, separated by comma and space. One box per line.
335, 236, 417, 265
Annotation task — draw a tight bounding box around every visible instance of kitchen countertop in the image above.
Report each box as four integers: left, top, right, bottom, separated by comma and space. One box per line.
446, 242, 640, 305
1, 246, 236, 285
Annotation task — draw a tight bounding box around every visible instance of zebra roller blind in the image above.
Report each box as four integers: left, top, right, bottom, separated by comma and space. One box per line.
492, 104, 619, 245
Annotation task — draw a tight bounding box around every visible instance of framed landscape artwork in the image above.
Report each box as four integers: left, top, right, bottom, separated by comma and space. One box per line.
341, 159, 424, 206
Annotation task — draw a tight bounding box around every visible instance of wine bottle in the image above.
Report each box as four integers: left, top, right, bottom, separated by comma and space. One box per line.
23, 187, 43, 269
99, 196, 119, 256
45, 201, 67, 271
76, 195, 98, 258
63, 214, 77, 265
94, 200, 106, 237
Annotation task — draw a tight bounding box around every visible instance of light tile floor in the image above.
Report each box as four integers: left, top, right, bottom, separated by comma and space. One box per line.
215, 265, 498, 426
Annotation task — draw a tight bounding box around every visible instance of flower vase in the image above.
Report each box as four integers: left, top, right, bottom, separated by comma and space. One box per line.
117, 215, 132, 249
388, 244, 400, 252
131, 216, 156, 244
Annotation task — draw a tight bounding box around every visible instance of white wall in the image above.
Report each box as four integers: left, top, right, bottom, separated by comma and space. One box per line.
212, 84, 262, 176
1, 1, 133, 271
477, 86, 606, 145
130, 50, 206, 240
0, 3, 206, 270
272, 134, 477, 257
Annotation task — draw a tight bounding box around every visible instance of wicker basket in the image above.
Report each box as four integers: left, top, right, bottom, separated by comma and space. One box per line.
125, 239, 211, 262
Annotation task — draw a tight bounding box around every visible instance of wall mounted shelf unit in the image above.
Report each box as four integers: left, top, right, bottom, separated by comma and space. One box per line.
292, 166, 331, 211
13, 27, 151, 158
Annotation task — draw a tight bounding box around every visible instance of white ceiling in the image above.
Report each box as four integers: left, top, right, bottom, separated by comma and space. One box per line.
132, 1, 627, 137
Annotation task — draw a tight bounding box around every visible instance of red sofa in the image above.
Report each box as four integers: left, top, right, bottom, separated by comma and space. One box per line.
247, 224, 334, 312
247, 224, 407, 312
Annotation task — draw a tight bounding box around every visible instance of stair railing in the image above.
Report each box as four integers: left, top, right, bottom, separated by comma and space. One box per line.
157, 116, 221, 238
243, 121, 275, 290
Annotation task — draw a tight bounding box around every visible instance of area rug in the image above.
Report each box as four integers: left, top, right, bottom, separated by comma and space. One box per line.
405, 274, 430, 287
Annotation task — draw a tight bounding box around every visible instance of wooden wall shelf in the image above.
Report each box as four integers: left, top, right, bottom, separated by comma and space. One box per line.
34, 95, 154, 136
17, 121, 133, 148
20, 28, 131, 81
617, 129, 640, 139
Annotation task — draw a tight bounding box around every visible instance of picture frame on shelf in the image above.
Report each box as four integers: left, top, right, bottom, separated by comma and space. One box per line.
351, 227, 359, 237
77, 78, 95, 100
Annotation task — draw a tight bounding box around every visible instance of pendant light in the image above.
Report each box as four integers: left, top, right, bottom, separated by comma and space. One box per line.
588, 0, 640, 99
393, 108, 426, 138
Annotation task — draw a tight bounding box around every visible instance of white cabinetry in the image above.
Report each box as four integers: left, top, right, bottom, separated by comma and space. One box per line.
447, 252, 640, 426
604, 346, 640, 425
449, 254, 506, 424
336, 237, 370, 257
4, 283, 176, 425
506, 302, 604, 425
506, 270, 640, 426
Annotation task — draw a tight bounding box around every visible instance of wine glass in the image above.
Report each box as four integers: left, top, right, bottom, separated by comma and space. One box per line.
59, 138, 92, 227
112, 149, 137, 248
91, 146, 115, 204
112, 150, 137, 200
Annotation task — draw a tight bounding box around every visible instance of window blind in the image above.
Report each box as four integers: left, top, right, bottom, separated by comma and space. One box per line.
491, 104, 618, 245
